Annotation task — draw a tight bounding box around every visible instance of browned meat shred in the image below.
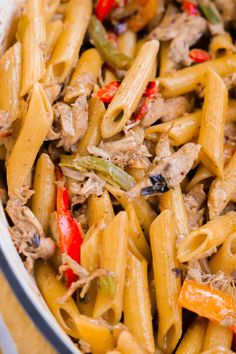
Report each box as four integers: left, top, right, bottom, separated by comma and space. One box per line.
0, 110, 13, 138
6, 187, 55, 271
154, 134, 172, 162
184, 184, 206, 230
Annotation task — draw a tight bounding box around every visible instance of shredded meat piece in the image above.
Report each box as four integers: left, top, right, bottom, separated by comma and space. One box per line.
184, 184, 206, 230
223, 73, 236, 90
215, 0, 236, 21
154, 134, 172, 162
44, 84, 61, 104
89, 128, 151, 169
0, 110, 12, 138
65, 73, 96, 99
78, 340, 92, 354
6, 188, 56, 271
75, 204, 89, 234
69, 171, 106, 205
224, 123, 236, 142
51, 96, 88, 150
149, 10, 207, 67
129, 143, 201, 197
58, 254, 108, 303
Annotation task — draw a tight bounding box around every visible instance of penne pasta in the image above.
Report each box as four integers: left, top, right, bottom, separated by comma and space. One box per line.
87, 190, 114, 228
7, 83, 53, 194
203, 321, 233, 351
124, 249, 155, 353
46, 20, 63, 61
175, 318, 207, 354
150, 210, 182, 353
64, 48, 103, 102
209, 231, 236, 276
186, 164, 213, 193
198, 69, 228, 177
160, 53, 236, 98
159, 41, 172, 77
32, 153, 56, 235
44, 0, 60, 23
200, 348, 235, 354
76, 97, 105, 156
116, 330, 145, 354
0, 42, 21, 121
208, 152, 236, 219
47, 0, 92, 83
118, 30, 137, 59
101, 40, 159, 138
210, 33, 235, 58
21, 0, 46, 96
93, 211, 129, 324
177, 212, 236, 263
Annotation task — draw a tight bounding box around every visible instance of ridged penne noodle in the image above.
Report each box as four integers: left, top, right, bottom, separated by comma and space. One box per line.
103, 68, 118, 86
203, 321, 233, 350
186, 164, 213, 192
116, 330, 145, 354
76, 97, 106, 156
93, 211, 128, 324
46, 20, 63, 61
159, 41, 172, 77
32, 153, 56, 234
44, 0, 60, 22
0, 42, 21, 121
198, 69, 228, 177
226, 99, 236, 122
210, 33, 235, 58
160, 53, 236, 98
64, 48, 103, 102
126, 203, 151, 261
35, 261, 115, 353
21, 0, 46, 96
7, 83, 53, 194
101, 40, 159, 138
150, 210, 182, 353
124, 249, 155, 353
87, 190, 114, 228
200, 348, 235, 354
208, 152, 236, 219
47, 0, 92, 83
175, 318, 207, 354
106, 184, 156, 237
159, 186, 190, 239
118, 30, 137, 59
177, 212, 236, 262
145, 111, 201, 145
209, 232, 236, 276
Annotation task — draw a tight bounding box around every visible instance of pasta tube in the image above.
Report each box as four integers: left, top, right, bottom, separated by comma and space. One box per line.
101, 40, 159, 138
186, 164, 212, 193
160, 53, 236, 98
124, 250, 155, 353
210, 33, 235, 58
32, 153, 56, 235
87, 191, 114, 227
21, 0, 46, 95
0, 42, 21, 121
177, 212, 236, 263
76, 97, 105, 156
7, 83, 53, 194
46, 20, 63, 61
198, 69, 228, 177
48, 0, 92, 83
64, 48, 103, 102
208, 152, 236, 219
209, 232, 236, 276
175, 318, 207, 354
150, 210, 182, 353
117, 331, 145, 354
45, 0, 60, 22
203, 321, 233, 350
93, 211, 129, 324
201, 348, 235, 354
118, 30, 137, 59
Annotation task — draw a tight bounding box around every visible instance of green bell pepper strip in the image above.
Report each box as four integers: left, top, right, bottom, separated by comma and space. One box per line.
60, 155, 135, 191
88, 15, 132, 70
199, 4, 220, 24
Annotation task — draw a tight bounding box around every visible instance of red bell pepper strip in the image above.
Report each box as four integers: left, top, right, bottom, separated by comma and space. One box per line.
96, 81, 120, 104
133, 80, 159, 122
182, 1, 200, 16
56, 172, 83, 288
96, 0, 116, 21
189, 49, 212, 63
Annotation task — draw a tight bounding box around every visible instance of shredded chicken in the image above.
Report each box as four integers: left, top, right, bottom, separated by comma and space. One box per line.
0, 110, 12, 138
6, 187, 55, 271
78, 340, 92, 354
65, 73, 96, 100
51, 96, 88, 150
215, 0, 236, 22
184, 184, 206, 230
88, 128, 151, 169
44, 83, 61, 104
58, 254, 108, 303
129, 143, 201, 197
68, 171, 106, 205
223, 73, 236, 90
149, 9, 207, 67
154, 134, 172, 162
75, 204, 89, 234
224, 122, 236, 142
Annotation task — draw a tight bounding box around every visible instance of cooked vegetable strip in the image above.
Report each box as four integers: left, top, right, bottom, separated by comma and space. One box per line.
199, 4, 220, 24
96, 81, 120, 104
89, 16, 131, 70
189, 49, 212, 63
177, 212, 236, 263
179, 280, 236, 332
60, 155, 135, 191
96, 0, 116, 21
56, 174, 83, 287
